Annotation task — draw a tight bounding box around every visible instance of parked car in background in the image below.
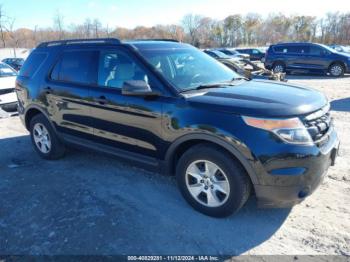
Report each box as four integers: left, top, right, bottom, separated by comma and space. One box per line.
329, 44, 350, 54
203, 49, 285, 81
2, 58, 25, 71
214, 48, 250, 60
265, 42, 350, 77
236, 48, 265, 62
203, 49, 245, 65
17, 39, 339, 217
0, 62, 18, 112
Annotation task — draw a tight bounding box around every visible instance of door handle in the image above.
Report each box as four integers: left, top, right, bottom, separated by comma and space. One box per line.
43, 87, 52, 94
94, 96, 108, 105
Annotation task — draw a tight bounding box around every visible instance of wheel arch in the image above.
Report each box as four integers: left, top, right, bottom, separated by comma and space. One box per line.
164, 133, 259, 185
24, 105, 56, 132
272, 60, 286, 68
328, 60, 346, 71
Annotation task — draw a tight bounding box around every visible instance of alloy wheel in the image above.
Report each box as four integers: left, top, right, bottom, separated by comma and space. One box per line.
185, 160, 230, 207
273, 64, 284, 73
33, 123, 51, 154
330, 65, 343, 76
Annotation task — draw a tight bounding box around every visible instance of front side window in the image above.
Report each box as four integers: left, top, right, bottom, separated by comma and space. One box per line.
309, 46, 324, 56
51, 51, 97, 85
138, 46, 240, 91
98, 50, 150, 89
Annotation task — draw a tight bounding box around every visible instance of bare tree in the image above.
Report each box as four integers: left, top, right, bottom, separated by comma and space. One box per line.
1, 8, 350, 49
92, 19, 102, 38
5, 17, 19, 56
53, 10, 65, 40
0, 4, 8, 47
182, 14, 203, 46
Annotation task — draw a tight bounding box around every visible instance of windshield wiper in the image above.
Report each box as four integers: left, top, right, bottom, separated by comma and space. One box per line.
231, 76, 250, 81
194, 82, 232, 90
180, 78, 248, 93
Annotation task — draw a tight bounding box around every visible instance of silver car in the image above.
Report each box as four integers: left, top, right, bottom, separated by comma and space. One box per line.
0, 62, 18, 112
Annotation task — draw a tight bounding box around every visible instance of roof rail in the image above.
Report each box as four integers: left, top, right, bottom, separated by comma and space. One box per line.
129, 39, 179, 42
37, 38, 121, 48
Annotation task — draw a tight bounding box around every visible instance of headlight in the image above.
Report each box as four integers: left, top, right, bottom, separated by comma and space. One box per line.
242, 116, 313, 145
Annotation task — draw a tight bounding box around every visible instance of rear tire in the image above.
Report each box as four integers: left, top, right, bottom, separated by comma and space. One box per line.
176, 144, 251, 217
29, 114, 65, 160
272, 62, 286, 73
329, 63, 345, 77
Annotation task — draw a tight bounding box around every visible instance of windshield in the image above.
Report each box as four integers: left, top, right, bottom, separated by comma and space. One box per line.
211, 50, 231, 59
0, 63, 17, 77
138, 47, 240, 91
319, 44, 338, 53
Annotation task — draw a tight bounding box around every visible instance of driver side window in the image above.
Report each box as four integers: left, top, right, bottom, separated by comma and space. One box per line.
98, 50, 149, 89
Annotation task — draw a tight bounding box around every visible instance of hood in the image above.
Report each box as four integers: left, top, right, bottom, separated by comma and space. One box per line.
0, 76, 16, 90
333, 50, 350, 58
184, 80, 328, 117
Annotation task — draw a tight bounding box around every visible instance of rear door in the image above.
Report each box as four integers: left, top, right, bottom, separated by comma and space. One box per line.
46, 49, 98, 138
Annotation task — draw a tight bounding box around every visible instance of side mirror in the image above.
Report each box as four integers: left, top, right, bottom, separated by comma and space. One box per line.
121, 80, 159, 96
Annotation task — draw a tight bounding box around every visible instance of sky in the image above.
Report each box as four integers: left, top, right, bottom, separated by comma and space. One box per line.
2, 0, 350, 30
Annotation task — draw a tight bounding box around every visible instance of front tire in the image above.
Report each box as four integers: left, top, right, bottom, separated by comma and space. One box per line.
29, 114, 65, 160
176, 144, 251, 217
272, 62, 286, 73
329, 63, 345, 77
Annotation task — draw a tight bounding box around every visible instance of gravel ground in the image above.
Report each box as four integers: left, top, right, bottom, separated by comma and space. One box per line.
0, 75, 349, 256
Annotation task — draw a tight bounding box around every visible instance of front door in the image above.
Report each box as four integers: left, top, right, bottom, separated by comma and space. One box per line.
89, 48, 165, 159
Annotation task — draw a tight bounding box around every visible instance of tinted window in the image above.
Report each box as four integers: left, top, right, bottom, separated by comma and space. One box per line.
295, 46, 309, 54
51, 51, 97, 85
273, 45, 308, 54
98, 50, 150, 89
309, 45, 324, 55
273, 46, 289, 53
19, 53, 47, 78
220, 50, 229, 55
204, 51, 218, 58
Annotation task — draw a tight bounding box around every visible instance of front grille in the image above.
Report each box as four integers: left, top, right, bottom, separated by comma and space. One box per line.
0, 88, 15, 95
303, 106, 332, 143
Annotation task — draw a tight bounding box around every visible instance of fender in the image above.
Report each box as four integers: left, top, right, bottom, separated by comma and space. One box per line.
164, 133, 259, 185
24, 104, 59, 134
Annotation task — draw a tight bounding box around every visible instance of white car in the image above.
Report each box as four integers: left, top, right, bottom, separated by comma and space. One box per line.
0, 62, 18, 112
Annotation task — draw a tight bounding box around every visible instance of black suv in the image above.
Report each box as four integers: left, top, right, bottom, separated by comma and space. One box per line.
265, 42, 350, 77
16, 39, 339, 217
236, 48, 265, 61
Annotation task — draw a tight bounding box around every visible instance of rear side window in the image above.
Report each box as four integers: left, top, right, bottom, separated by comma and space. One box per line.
19, 53, 47, 78
51, 51, 97, 85
273, 45, 308, 54
273, 46, 289, 53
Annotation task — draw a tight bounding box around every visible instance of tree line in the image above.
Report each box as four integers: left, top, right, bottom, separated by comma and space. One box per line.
1, 4, 350, 49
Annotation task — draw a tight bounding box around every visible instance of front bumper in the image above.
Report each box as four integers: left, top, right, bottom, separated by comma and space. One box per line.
254, 129, 339, 208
